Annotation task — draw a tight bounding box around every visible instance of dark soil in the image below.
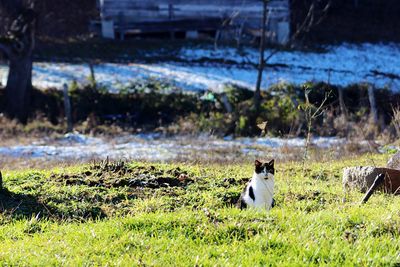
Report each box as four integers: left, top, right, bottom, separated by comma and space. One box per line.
50, 160, 194, 190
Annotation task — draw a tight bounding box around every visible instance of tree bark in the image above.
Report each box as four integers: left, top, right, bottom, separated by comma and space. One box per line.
5, 53, 33, 123
254, 0, 268, 113
0, 1, 36, 123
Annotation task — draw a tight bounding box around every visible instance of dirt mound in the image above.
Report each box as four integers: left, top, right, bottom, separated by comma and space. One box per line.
49, 160, 194, 189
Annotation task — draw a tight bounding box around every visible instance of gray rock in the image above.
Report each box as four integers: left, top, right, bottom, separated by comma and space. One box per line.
342, 166, 379, 192
387, 151, 400, 170
343, 166, 400, 193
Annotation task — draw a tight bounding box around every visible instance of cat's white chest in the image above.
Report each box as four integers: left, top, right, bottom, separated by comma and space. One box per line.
245, 175, 274, 210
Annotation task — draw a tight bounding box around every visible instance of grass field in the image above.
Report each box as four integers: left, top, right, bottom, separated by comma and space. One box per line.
0, 154, 399, 266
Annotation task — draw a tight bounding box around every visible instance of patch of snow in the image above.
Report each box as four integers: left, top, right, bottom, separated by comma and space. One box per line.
60, 133, 102, 145
178, 43, 400, 90
0, 43, 399, 91
231, 136, 344, 149
0, 135, 345, 162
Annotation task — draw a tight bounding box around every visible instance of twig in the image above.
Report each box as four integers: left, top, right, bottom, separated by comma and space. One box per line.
264, 49, 280, 63
291, 0, 331, 43
88, 61, 97, 89
41, 202, 54, 218
302, 90, 329, 171
394, 186, 400, 195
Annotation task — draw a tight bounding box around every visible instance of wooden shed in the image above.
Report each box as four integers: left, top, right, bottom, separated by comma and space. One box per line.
98, 0, 290, 44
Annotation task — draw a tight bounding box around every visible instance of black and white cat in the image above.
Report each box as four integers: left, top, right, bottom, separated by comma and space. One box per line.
238, 159, 275, 210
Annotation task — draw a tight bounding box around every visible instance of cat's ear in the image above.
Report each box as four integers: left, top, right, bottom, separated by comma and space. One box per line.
268, 159, 275, 167
255, 160, 262, 167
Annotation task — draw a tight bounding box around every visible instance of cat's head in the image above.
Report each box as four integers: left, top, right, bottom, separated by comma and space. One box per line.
254, 159, 275, 180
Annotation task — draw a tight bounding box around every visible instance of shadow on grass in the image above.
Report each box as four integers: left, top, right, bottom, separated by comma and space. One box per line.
0, 188, 108, 221
0, 188, 50, 219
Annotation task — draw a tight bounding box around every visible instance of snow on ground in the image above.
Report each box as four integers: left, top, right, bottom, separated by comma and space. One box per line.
179, 43, 400, 90
0, 133, 346, 163
1, 43, 400, 92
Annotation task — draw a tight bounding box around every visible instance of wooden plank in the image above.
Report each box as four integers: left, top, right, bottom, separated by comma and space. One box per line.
102, 3, 289, 21
103, 5, 265, 22
106, 0, 261, 4
120, 18, 224, 33
102, 0, 288, 10
104, 0, 287, 7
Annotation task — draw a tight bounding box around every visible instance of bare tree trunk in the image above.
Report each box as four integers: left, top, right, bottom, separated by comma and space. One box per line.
5, 53, 33, 123
0, 1, 36, 123
254, 0, 268, 113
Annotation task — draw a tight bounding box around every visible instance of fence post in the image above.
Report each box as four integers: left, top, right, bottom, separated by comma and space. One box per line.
63, 84, 73, 133
368, 84, 378, 124
220, 93, 233, 113
338, 87, 348, 120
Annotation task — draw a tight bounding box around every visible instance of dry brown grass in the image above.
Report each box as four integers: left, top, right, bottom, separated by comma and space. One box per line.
0, 156, 82, 170
392, 106, 400, 138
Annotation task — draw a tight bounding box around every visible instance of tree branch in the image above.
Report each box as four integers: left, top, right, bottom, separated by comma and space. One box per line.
260, 0, 332, 65
312, 92, 329, 118
291, 0, 332, 44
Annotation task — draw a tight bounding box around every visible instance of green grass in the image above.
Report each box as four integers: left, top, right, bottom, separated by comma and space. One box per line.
0, 154, 399, 266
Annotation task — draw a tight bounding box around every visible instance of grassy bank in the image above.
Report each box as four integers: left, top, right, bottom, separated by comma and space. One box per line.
0, 154, 399, 265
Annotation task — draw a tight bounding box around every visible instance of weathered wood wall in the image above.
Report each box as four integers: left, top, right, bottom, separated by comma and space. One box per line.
99, 0, 290, 42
